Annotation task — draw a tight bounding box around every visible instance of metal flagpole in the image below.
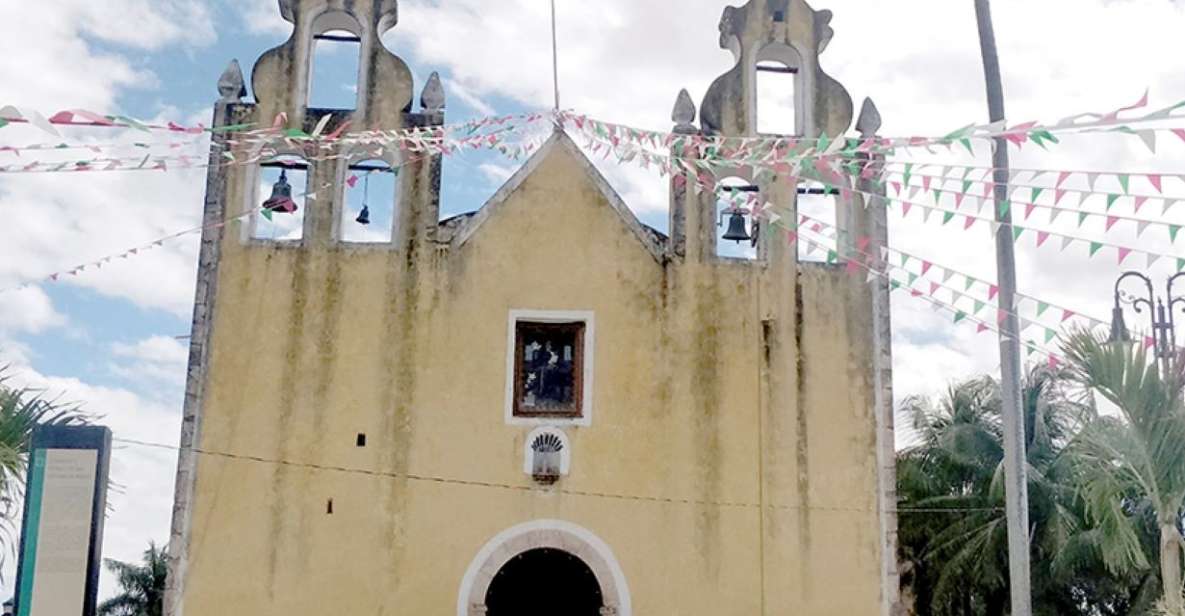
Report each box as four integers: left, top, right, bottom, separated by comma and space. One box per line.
973, 2, 1032, 615
550, 0, 560, 111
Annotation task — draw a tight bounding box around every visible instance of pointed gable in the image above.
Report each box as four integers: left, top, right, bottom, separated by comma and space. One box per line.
454, 130, 667, 263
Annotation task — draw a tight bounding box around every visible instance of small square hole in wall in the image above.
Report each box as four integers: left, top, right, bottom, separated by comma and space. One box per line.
356, 433, 366, 447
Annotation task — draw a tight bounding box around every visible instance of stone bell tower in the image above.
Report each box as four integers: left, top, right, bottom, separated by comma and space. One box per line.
167, 1, 448, 614
667, 0, 899, 613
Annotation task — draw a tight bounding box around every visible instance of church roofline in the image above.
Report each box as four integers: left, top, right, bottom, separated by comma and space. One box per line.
452, 129, 667, 264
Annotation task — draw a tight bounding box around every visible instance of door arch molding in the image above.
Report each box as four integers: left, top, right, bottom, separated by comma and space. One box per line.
456, 519, 631, 615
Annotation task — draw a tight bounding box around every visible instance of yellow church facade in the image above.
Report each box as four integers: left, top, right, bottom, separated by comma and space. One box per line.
164, 1, 899, 614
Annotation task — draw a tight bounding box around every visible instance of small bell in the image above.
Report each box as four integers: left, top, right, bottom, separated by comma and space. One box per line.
262, 169, 297, 214
721, 210, 751, 243
355, 172, 372, 225
355, 205, 371, 225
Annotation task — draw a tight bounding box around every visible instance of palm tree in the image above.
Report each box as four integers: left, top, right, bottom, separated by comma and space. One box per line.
98, 542, 167, 616
897, 364, 1145, 615
1063, 330, 1185, 613
0, 367, 87, 569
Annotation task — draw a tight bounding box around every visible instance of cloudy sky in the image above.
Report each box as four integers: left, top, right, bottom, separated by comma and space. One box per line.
2, 0, 1184, 600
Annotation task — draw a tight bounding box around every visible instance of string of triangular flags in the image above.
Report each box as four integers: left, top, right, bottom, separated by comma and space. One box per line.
0, 114, 551, 175
576, 127, 1185, 270
858, 163, 1185, 236
785, 223, 1067, 366
0, 145, 465, 296
785, 209, 1110, 336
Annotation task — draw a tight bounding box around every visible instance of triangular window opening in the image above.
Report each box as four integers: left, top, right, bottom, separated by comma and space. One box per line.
342, 160, 398, 243
253, 156, 308, 242
308, 12, 362, 110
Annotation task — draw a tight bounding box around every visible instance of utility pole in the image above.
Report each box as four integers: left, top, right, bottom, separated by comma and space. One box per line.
973, 2, 1032, 615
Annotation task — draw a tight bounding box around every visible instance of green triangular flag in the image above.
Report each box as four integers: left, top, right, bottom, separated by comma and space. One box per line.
962, 180, 973, 194
1178, 258, 1185, 272
1089, 242, 1103, 257
283, 127, 311, 139
817, 134, 831, 154
1044, 328, 1057, 344
1012, 226, 1025, 241
954, 311, 967, 323
1026, 345, 1039, 357
998, 200, 1011, 217
903, 162, 913, 187
1031, 187, 1044, 203
1118, 174, 1130, 194
890, 280, 903, 291
1077, 212, 1089, 227
973, 300, 985, 314
964, 277, 975, 291
826, 249, 838, 264
261, 207, 273, 222
942, 211, 955, 225
900, 253, 910, 267
908, 272, 918, 285
1106, 194, 1120, 210
1037, 301, 1049, 317
934, 190, 942, 203
1170, 225, 1181, 243
0, 118, 9, 129
959, 138, 973, 154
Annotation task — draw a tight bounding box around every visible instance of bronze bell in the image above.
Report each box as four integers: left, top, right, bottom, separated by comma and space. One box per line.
721, 210, 751, 243
262, 169, 298, 213
355, 205, 371, 225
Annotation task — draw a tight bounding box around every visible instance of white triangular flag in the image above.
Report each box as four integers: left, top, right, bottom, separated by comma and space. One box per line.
922, 207, 933, 223
1136, 129, 1157, 153
1060, 235, 1074, 251
1165, 200, 1182, 216
866, 271, 878, 284
990, 221, 1001, 236
1137, 221, 1150, 237
1148, 253, 1162, 269
879, 246, 889, 261
1086, 172, 1101, 191
942, 269, 955, 284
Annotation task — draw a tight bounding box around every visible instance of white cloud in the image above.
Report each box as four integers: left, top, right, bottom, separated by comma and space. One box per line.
243, 0, 292, 36
478, 162, 514, 184
110, 335, 189, 387
445, 78, 496, 116
0, 287, 66, 334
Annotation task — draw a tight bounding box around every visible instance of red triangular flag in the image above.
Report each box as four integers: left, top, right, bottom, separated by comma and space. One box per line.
989, 285, 999, 301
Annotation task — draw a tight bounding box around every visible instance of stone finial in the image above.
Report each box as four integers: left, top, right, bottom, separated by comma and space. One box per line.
856, 97, 882, 138
277, 0, 295, 23
671, 89, 697, 132
421, 72, 445, 113
217, 59, 246, 102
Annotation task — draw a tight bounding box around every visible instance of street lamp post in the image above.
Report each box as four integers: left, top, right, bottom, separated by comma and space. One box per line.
1109, 271, 1185, 374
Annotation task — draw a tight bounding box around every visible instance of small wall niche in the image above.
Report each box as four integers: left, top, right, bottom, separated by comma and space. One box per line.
308, 11, 363, 110
252, 156, 308, 242
341, 160, 398, 243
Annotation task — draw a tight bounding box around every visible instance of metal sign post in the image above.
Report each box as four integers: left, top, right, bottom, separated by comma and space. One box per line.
13, 425, 112, 616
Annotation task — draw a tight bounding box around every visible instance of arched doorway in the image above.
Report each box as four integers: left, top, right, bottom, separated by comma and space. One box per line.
485, 548, 603, 615
457, 519, 630, 616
